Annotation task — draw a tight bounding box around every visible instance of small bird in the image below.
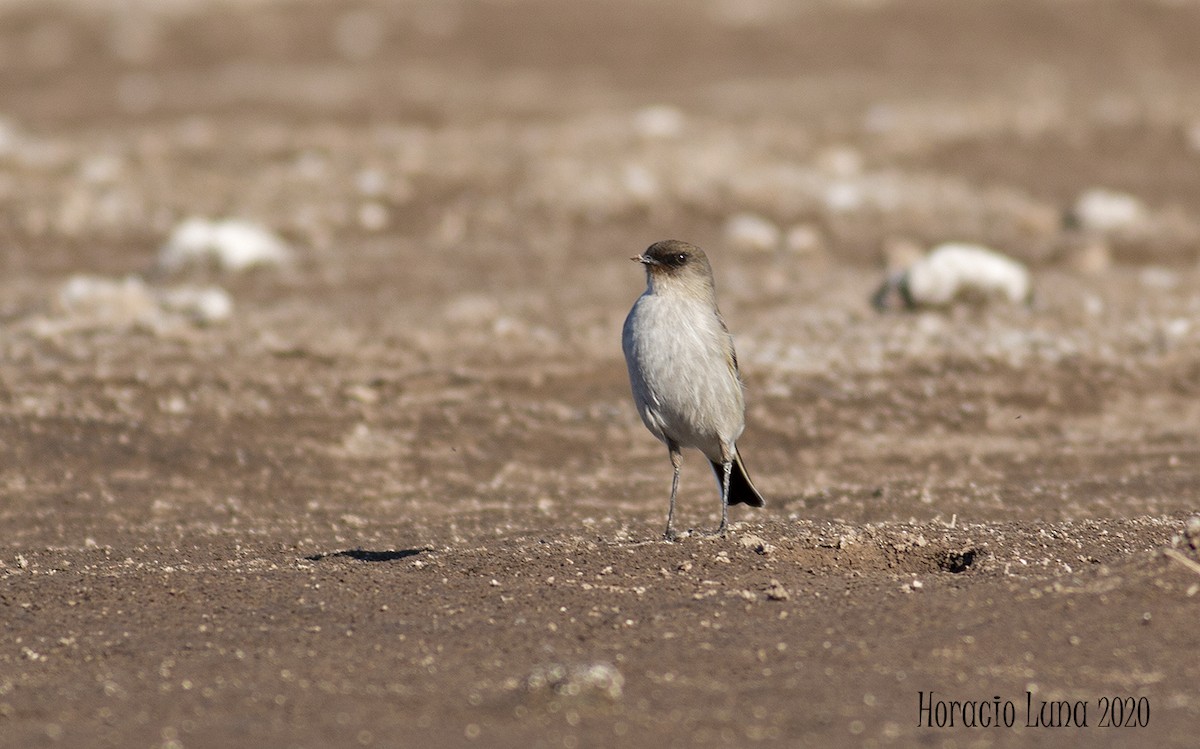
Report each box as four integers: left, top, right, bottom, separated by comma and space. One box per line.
622, 239, 765, 540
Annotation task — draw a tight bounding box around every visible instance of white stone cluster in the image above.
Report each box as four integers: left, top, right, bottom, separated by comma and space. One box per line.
873, 243, 1031, 311
159, 217, 292, 273
45, 274, 233, 333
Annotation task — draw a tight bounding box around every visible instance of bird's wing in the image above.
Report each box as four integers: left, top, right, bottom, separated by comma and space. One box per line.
717, 312, 741, 380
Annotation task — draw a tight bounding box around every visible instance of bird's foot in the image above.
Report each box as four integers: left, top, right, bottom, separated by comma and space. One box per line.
698, 523, 728, 538
663, 527, 680, 542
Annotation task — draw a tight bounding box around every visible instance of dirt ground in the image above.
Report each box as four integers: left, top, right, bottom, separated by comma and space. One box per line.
2, 0, 1200, 747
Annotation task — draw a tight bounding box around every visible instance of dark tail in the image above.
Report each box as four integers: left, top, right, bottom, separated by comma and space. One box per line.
710, 450, 765, 508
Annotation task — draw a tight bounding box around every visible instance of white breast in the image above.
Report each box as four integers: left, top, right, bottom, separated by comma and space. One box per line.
622, 288, 745, 462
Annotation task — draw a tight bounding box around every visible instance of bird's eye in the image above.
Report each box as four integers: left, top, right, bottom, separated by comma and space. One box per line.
674, 253, 687, 265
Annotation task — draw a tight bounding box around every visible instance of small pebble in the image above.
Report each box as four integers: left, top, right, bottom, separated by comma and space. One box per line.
632, 105, 685, 139
724, 213, 780, 253
766, 580, 789, 601
1071, 188, 1146, 234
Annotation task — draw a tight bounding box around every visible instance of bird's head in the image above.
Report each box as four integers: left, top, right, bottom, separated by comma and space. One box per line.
632, 240, 714, 290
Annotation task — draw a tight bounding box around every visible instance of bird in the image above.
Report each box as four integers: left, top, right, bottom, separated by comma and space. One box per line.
621, 239, 765, 540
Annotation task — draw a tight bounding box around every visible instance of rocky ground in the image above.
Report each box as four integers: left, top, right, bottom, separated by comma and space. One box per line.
1, 0, 1199, 747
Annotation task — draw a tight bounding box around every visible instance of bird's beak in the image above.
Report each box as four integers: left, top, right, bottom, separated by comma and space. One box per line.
632, 254, 659, 266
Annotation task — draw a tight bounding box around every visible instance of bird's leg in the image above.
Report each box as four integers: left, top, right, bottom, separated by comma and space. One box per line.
664, 445, 682, 541
703, 459, 731, 537
717, 460, 731, 536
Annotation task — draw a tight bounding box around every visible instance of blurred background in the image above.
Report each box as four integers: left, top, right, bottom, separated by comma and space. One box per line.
3, 0, 1200, 549
4, 0, 1199, 279
3, 0, 1200, 518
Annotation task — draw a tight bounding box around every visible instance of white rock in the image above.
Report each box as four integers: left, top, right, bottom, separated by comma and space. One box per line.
357, 202, 390, 232
1139, 266, 1178, 290
57, 275, 158, 327
54, 274, 232, 330
724, 212, 781, 253
443, 293, 500, 325
815, 145, 863, 178
1072, 189, 1146, 233
526, 662, 624, 700
208, 220, 291, 270
823, 181, 864, 212
77, 153, 124, 185
1164, 318, 1190, 339
354, 167, 388, 197
632, 105, 685, 139
621, 163, 660, 203
783, 224, 823, 255
874, 243, 1031, 310
157, 286, 234, 325
161, 217, 215, 260
160, 217, 292, 272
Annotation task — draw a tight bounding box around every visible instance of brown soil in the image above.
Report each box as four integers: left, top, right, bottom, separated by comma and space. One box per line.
2, 1, 1199, 747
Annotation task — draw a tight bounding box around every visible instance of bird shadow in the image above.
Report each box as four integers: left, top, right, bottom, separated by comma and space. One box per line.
304, 548, 424, 563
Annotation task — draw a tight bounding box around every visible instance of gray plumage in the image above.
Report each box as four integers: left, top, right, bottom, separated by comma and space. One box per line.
622, 239, 764, 540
